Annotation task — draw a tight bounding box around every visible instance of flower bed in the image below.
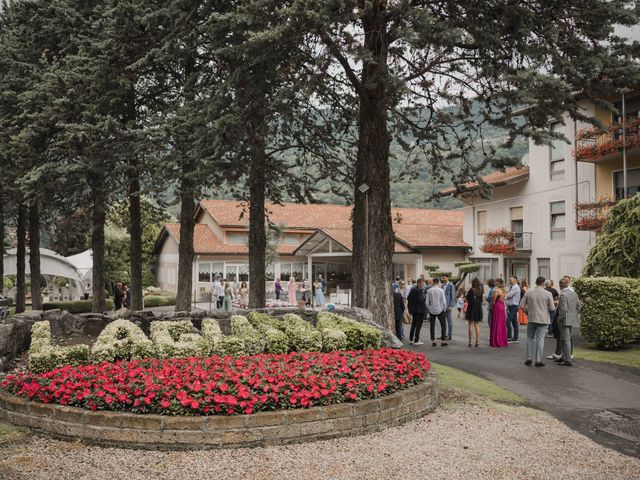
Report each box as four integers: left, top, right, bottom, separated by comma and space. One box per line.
2, 349, 429, 416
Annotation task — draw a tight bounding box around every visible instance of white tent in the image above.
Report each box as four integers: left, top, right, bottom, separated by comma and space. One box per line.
3, 248, 86, 299
66, 249, 93, 293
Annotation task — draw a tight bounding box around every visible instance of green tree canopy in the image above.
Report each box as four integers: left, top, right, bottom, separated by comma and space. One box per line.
583, 195, 640, 278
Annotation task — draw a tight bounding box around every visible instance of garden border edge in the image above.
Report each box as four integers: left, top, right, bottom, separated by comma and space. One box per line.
0, 371, 438, 450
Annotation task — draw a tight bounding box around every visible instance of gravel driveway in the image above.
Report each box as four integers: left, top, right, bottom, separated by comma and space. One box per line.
1, 394, 638, 480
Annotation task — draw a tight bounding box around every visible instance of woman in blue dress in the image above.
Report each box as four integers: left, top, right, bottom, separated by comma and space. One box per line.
314, 278, 325, 306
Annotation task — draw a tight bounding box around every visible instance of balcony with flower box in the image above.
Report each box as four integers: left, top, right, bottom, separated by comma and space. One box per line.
576, 196, 617, 231
574, 118, 640, 163
480, 228, 532, 256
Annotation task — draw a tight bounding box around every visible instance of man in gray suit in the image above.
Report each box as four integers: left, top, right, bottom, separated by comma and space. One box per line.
556, 277, 582, 366
519, 276, 556, 367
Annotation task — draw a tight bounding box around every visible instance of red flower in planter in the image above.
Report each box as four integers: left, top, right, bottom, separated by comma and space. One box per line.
1, 349, 430, 416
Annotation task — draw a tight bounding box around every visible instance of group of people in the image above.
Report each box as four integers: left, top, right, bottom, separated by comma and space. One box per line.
395, 272, 581, 367
211, 277, 248, 310
394, 274, 456, 347
113, 282, 131, 310
274, 275, 327, 306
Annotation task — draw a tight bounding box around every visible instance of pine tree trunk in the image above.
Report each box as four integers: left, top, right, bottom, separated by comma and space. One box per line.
175, 178, 195, 312
15, 206, 27, 314
91, 186, 107, 313
248, 106, 267, 309
128, 170, 143, 311
0, 194, 4, 292
125, 86, 143, 312
28, 203, 42, 310
351, 3, 394, 331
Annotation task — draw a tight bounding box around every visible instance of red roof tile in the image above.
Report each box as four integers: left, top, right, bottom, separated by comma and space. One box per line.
164, 223, 296, 255
162, 200, 469, 255
200, 199, 463, 228
438, 166, 529, 196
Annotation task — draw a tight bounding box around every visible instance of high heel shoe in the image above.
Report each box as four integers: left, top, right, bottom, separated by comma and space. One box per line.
468, 342, 472, 347
475, 341, 479, 347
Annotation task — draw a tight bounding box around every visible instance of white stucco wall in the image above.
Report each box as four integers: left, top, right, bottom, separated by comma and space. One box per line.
460, 106, 597, 283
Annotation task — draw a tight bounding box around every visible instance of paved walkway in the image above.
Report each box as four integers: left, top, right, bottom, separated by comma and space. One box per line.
405, 315, 640, 457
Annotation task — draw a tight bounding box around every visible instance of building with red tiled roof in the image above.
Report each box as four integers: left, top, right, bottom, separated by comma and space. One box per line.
155, 200, 469, 302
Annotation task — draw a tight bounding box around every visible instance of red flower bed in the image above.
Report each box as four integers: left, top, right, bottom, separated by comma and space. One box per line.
1, 349, 430, 416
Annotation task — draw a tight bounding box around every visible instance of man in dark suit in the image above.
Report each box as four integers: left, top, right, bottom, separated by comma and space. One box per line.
393, 288, 405, 340
113, 282, 123, 310
407, 278, 427, 345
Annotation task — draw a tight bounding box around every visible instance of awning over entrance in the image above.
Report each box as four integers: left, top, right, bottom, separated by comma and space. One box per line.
294, 229, 352, 257
294, 228, 419, 257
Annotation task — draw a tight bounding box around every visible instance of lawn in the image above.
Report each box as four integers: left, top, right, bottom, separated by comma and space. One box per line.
572, 344, 640, 368
431, 362, 525, 405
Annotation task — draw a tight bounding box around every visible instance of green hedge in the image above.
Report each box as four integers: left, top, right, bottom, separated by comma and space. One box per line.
143, 295, 176, 308
316, 312, 382, 350
574, 277, 640, 348
42, 299, 115, 314
28, 322, 91, 373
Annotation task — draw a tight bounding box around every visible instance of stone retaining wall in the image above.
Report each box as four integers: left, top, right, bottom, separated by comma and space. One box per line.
0, 372, 437, 449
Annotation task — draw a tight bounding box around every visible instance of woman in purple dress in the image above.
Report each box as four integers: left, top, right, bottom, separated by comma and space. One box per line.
490, 283, 508, 348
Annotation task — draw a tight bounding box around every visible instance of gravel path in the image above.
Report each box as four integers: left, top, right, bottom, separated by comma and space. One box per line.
1, 396, 638, 480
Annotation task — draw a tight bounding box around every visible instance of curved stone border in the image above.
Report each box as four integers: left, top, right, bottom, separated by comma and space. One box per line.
0, 371, 437, 449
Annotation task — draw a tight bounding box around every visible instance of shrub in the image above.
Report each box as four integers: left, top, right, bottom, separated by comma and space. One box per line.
212, 335, 246, 357
320, 328, 348, 352
247, 311, 285, 331
42, 299, 115, 314
316, 312, 382, 350
91, 319, 154, 362
583, 195, 640, 277
574, 277, 640, 348
264, 328, 289, 354
231, 315, 265, 355
283, 313, 322, 352
201, 318, 223, 348
150, 320, 193, 341
151, 321, 208, 358
143, 295, 177, 308
28, 322, 90, 373
244, 313, 288, 354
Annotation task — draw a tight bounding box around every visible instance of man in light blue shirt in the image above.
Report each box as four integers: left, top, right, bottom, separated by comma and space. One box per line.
425, 278, 448, 347
506, 276, 521, 343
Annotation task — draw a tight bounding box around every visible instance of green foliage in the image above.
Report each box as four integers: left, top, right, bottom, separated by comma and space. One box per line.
245, 312, 289, 353
319, 328, 348, 352
454, 261, 471, 268
3, 277, 14, 289
424, 263, 440, 272
104, 223, 130, 286
574, 277, 640, 348
316, 312, 382, 350
283, 313, 322, 352
107, 197, 172, 288
430, 271, 452, 279
201, 318, 223, 344
28, 321, 91, 373
91, 319, 154, 362
263, 328, 289, 354
212, 336, 246, 357
583, 195, 640, 278
42, 300, 114, 314
230, 315, 265, 354
457, 264, 481, 273
143, 295, 176, 308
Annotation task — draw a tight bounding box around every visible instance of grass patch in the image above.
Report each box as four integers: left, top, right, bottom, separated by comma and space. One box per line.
572, 344, 640, 368
0, 421, 26, 443
431, 362, 525, 405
